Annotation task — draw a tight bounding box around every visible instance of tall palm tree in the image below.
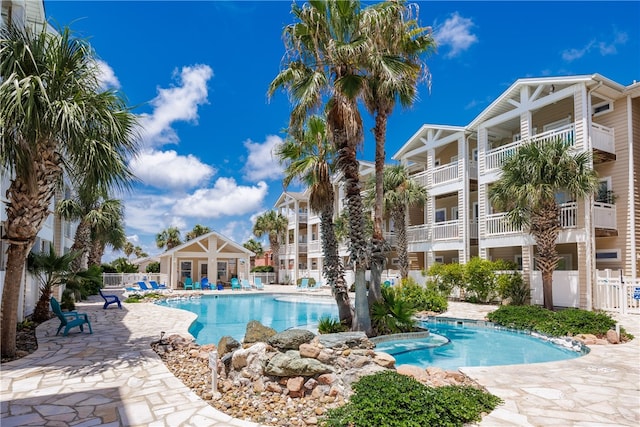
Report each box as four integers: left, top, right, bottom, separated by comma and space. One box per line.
123, 241, 135, 259
366, 164, 427, 279
134, 246, 147, 259
156, 226, 182, 250
0, 25, 139, 357
243, 238, 264, 258
269, 0, 379, 334
489, 138, 598, 310
253, 210, 287, 284
276, 115, 353, 326
361, 0, 435, 304
186, 224, 211, 241
88, 218, 126, 267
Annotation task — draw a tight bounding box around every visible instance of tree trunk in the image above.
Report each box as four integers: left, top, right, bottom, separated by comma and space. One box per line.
393, 208, 409, 279
70, 219, 91, 271
1, 242, 32, 357
88, 240, 105, 267
530, 203, 561, 311
320, 208, 353, 326
271, 238, 280, 284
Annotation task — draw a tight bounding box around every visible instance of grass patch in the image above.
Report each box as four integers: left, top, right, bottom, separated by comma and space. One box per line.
322, 371, 502, 427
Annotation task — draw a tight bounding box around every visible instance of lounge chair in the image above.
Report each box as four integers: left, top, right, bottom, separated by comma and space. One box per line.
241, 279, 252, 290
137, 281, 153, 292
50, 297, 93, 336
231, 278, 241, 290
99, 289, 122, 309
253, 277, 264, 290
308, 281, 323, 292
194, 281, 202, 290
298, 278, 309, 291
184, 277, 194, 290
201, 277, 211, 290
149, 280, 167, 290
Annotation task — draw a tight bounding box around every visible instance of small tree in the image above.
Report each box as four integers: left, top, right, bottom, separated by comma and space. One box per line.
146, 262, 160, 273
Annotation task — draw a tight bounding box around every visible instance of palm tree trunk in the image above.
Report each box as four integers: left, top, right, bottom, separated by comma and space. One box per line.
368, 112, 388, 307
531, 204, 561, 311
1, 159, 61, 358
88, 240, 104, 267
393, 208, 409, 279
270, 238, 280, 284
70, 219, 91, 271
320, 208, 353, 326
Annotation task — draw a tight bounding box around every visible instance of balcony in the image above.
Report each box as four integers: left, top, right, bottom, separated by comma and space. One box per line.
591, 123, 615, 154
485, 213, 522, 236
594, 202, 616, 230
407, 224, 429, 244
485, 124, 575, 172
411, 170, 428, 188
432, 220, 459, 240
432, 162, 458, 186
383, 231, 396, 246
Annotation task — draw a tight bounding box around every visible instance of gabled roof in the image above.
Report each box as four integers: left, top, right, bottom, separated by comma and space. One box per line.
467, 74, 626, 131
157, 230, 254, 257
393, 124, 466, 160
274, 191, 307, 207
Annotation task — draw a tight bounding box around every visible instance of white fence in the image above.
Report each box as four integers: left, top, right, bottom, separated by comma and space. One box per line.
102, 273, 168, 289
594, 270, 640, 314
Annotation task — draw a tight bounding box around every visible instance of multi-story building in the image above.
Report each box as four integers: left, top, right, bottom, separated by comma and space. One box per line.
394, 74, 638, 309
0, 0, 78, 320
275, 74, 638, 310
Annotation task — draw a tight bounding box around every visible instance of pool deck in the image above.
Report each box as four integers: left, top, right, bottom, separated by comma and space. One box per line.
1, 286, 639, 426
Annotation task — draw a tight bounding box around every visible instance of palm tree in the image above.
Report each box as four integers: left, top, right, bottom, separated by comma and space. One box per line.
88, 220, 126, 267
366, 164, 427, 279
0, 25, 139, 358
269, 0, 377, 334
186, 224, 211, 241
243, 238, 264, 258
134, 246, 148, 259
276, 115, 353, 326
27, 244, 81, 323
123, 241, 135, 259
253, 210, 287, 283
156, 227, 182, 250
361, 0, 435, 305
489, 138, 598, 310
56, 193, 125, 271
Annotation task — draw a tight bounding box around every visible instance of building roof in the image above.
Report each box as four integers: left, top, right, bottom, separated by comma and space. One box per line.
157, 230, 254, 258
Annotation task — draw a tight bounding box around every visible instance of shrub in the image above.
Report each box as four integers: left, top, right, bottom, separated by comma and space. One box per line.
322, 371, 502, 427
318, 316, 349, 334
426, 262, 465, 296
395, 278, 448, 313
464, 257, 499, 303
371, 287, 416, 334
496, 271, 529, 305
297, 277, 316, 286
251, 265, 274, 273
146, 261, 160, 273
486, 305, 632, 339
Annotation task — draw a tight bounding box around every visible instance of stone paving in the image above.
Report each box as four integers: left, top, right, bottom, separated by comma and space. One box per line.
1, 286, 639, 426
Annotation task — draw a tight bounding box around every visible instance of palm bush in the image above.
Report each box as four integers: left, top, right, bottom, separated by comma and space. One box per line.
371, 287, 416, 334
318, 316, 349, 334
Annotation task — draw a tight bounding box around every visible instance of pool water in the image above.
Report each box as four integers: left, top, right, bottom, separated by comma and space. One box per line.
157, 294, 338, 345
157, 294, 583, 370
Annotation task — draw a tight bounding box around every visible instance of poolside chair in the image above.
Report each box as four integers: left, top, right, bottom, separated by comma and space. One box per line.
241, 279, 252, 290
137, 281, 153, 292
194, 281, 202, 290
298, 278, 309, 291
184, 277, 194, 290
308, 281, 323, 292
149, 280, 167, 290
231, 277, 241, 290
50, 297, 93, 336
201, 277, 211, 290
253, 277, 264, 290
98, 289, 122, 309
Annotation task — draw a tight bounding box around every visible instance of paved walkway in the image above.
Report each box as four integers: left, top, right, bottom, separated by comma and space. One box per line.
1, 287, 639, 426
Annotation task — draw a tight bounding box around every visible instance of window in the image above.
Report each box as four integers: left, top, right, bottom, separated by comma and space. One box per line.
592, 101, 613, 117
181, 261, 192, 279
596, 249, 621, 262
556, 254, 573, 271
514, 255, 523, 270
435, 208, 446, 223
596, 177, 614, 204
433, 256, 444, 264
434, 158, 441, 167
451, 207, 459, 220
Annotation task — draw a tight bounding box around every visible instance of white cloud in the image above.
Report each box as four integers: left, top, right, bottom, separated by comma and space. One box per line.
130, 149, 215, 190
126, 234, 139, 244
562, 30, 628, 62
174, 178, 269, 218
138, 64, 213, 147
123, 193, 185, 235
434, 12, 478, 58
96, 59, 121, 90
243, 135, 285, 182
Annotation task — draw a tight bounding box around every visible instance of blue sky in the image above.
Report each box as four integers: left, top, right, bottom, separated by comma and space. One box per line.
44, 0, 640, 260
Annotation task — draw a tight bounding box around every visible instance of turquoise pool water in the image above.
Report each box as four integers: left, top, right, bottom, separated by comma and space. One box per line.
157, 294, 583, 369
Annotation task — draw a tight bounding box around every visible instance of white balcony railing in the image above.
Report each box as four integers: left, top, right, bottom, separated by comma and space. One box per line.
559, 202, 577, 228
485, 213, 521, 236
308, 241, 321, 253
469, 160, 478, 179
432, 220, 459, 240
470, 220, 479, 239
485, 124, 575, 172
432, 161, 459, 186
407, 224, 429, 243
591, 123, 615, 154
594, 202, 616, 229
411, 170, 428, 188
383, 231, 397, 246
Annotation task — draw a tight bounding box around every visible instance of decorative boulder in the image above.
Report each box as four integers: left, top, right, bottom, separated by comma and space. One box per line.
217, 336, 240, 355
244, 320, 277, 344
264, 350, 333, 377
317, 332, 374, 350
268, 329, 316, 351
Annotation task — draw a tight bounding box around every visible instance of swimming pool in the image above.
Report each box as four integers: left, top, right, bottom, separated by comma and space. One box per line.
157, 294, 584, 369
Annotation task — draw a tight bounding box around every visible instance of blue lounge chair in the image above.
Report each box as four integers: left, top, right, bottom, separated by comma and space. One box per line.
184, 277, 194, 290
298, 278, 309, 291
50, 297, 92, 336
308, 281, 323, 292
194, 281, 201, 290
99, 289, 122, 309
231, 278, 241, 290
241, 279, 252, 290
253, 277, 264, 290
137, 281, 153, 292
149, 281, 167, 290
201, 277, 211, 290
